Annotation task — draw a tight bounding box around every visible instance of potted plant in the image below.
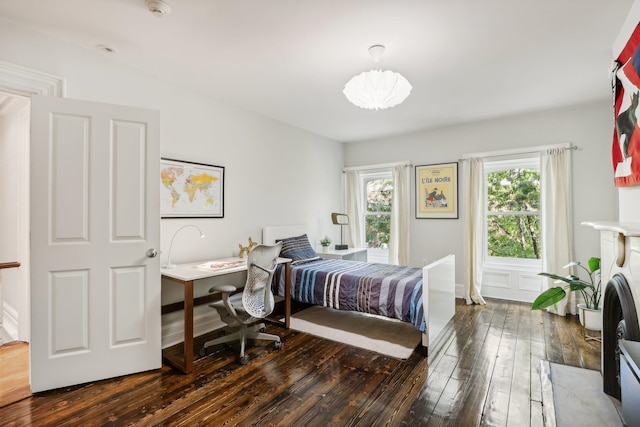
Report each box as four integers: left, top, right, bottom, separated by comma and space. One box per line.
320, 236, 331, 251
532, 257, 602, 332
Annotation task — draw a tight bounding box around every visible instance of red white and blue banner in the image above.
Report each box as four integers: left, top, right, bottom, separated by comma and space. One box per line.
613, 22, 640, 187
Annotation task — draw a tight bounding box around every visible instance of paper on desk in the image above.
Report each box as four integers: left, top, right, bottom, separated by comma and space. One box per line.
195, 259, 247, 271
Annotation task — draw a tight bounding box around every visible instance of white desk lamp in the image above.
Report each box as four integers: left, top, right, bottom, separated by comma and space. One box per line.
163, 224, 204, 269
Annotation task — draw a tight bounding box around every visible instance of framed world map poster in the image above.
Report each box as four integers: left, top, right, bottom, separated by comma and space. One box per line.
160, 158, 224, 218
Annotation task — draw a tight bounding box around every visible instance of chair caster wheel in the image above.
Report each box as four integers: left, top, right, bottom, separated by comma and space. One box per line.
199, 347, 207, 357
239, 355, 250, 365
274, 341, 282, 350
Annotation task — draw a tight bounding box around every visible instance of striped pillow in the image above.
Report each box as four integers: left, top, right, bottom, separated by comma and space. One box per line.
276, 234, 319, 264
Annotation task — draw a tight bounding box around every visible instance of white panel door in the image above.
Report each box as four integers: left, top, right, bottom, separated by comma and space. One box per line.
29, 95, 161, 393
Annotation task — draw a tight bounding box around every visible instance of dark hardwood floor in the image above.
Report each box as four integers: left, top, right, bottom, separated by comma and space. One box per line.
0, 298, 600, 426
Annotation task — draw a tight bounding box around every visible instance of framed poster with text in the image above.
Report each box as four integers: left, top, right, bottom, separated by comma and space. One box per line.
160, 158, 224, 218
415, 162, 458, 219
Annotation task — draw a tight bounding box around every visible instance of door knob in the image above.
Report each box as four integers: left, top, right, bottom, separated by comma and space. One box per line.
146, 249, 158, 258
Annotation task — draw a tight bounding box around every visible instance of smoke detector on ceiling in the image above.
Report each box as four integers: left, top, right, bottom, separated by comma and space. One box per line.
145, 0, 171, 17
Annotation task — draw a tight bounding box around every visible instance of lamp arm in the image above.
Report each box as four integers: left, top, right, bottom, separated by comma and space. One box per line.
164, 224, 204, 269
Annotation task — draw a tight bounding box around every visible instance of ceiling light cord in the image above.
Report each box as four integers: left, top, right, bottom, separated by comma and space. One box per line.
368, 45, 385, 64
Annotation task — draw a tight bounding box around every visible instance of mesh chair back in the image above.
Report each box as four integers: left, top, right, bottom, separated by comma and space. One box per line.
242, 242, 282, 319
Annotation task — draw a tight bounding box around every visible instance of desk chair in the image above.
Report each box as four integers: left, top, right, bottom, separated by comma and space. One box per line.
201, 242, 283, 364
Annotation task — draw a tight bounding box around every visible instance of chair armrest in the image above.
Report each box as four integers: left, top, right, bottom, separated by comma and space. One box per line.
208, 284, 238, 293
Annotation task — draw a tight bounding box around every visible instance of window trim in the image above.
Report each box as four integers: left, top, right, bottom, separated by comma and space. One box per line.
483, 155, 541, 267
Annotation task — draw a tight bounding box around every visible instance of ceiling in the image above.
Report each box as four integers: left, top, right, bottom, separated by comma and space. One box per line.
0, 0, 634, 142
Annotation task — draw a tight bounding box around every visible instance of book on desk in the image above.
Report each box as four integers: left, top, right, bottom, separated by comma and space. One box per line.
195, 259, 247, 271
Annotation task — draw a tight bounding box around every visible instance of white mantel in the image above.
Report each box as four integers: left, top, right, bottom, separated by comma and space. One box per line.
582, 221, 640, 237
582, 221, 640, 280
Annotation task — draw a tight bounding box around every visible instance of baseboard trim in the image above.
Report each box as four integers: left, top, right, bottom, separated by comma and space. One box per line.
161, 308, 228, 349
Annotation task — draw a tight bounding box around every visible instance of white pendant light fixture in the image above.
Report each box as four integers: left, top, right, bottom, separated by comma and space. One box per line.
343, 45, 412, 110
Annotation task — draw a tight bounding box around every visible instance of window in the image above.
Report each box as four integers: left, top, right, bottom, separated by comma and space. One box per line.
484, 157, 541, 266
362, 172, 392, 261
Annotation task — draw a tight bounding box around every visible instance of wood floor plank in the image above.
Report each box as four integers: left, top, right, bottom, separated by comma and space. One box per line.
445, 300, 485, 360
572, 319, 601, 371
448, 300, 506, 426
429, 299, 501, 425
400, 353, 459, 425
543, 311, 565, 364
427, 376, 466, 426
530, 400, 544, 427
0, 298, 605, 426
506, 302, 534, 427
0, 341, 30, 408
556, 313, 582, 367
352, 353, 428, 426
481, 300, 518, 427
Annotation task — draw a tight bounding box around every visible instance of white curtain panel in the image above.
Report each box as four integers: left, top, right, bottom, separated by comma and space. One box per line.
463, 158, 487, 305
390, 164, 411, 265
541, 148, 574, 315
345, 170, 363, 248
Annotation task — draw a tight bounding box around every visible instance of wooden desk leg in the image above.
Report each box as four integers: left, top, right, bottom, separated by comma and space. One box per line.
183, 280, 194, 373
161, 277, 194, 374
285, 262, 291, 329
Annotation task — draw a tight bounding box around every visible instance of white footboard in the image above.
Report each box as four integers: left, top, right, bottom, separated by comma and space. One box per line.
422, 254, 455, 350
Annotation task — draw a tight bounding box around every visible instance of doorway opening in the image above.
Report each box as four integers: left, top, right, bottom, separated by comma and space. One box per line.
0, 91, 30, 343
0, 91, 31, 407
0, 60, 65, 406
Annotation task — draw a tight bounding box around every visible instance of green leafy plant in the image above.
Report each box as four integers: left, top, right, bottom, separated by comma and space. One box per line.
532, 257, 601, 311
320, 236, 331, 247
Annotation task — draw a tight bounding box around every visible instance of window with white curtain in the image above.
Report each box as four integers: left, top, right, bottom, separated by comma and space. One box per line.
464, 144, 572, 305
361, 171, 392, 263
481, 155, 543, 302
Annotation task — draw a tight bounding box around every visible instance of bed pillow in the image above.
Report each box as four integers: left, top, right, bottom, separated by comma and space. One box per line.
276, 234, 320, 264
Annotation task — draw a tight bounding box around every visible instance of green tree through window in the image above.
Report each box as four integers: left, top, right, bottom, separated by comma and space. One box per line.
486, 168, 540, 259
365, 177, 392, 249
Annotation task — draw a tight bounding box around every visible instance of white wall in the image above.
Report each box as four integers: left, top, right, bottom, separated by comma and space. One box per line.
0, 19, 345, 258
344, 101, 618, 290
0, 97, 30, 342
0, 19, 344, 346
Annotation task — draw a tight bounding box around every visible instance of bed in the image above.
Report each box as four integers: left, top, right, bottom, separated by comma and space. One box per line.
263, 225, 456, 355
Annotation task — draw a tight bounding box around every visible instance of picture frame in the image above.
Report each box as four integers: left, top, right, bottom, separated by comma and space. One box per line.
160, 158, 224, 218
415, 162, 458, 219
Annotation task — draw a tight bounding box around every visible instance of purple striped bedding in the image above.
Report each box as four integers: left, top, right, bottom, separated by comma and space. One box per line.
275, 258, 426, 332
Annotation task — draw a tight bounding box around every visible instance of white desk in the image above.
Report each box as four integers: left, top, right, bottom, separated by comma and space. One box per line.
318, 247, 368, 262
161, 257, 291, 373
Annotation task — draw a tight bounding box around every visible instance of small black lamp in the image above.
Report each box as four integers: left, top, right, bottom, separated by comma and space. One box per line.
331, 213, 349, 250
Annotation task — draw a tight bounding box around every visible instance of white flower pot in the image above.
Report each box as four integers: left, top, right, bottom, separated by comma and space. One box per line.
577, 303, 602, 332
577, 305, 584, 326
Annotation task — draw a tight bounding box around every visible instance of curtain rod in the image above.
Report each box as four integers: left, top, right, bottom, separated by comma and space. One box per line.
343, 161, 412, 173
459, 144, 577, 162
